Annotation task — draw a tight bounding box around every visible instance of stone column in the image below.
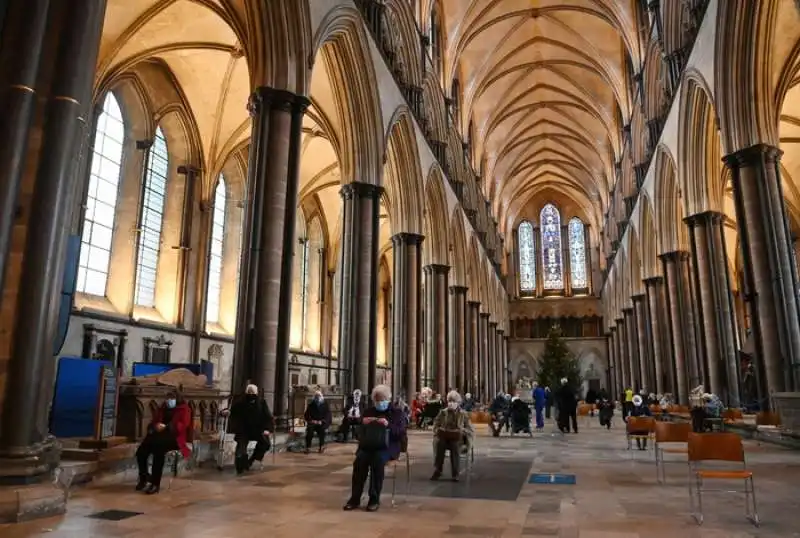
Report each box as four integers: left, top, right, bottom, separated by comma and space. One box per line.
661, 251, 700, 404
686, 211, 741, 404
644, 277, 669, 395
633, 295, 650, 391
725, 145, 800, 399
0, 0, 108, 491
498, 330, 507, 392
0, 0, 52, 301
467, 301, 480, 396
449, 286, 468, 392
390, 233, 424, 400
479, 312, 490, 400
623, 308, 639, 389
488, 322, 497, 394
608, 329, 617, 395
337, 182, 382, 394
424, 264, 449, 393
615, 318, 627, 391
232, 88, 309, 419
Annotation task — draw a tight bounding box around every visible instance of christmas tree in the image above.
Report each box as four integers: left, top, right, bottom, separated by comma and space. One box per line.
535, 325, 582, 389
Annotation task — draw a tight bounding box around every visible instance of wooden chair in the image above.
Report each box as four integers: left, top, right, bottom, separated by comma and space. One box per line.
722, 409, 744, 424
626, 416, 656, 453
654, 421, 691, 484
577, 404, 592, 427
687, 432, 759, 526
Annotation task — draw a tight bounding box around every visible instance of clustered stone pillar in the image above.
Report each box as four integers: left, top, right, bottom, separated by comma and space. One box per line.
661, 251, 700, 404
616, 317, 628, 391
623, 308, 639, 389
488, 322, 497, 395
479, 312, 490, 400
232, 88, 310, 419
336, 182, 382, 394
449, 286, 468, 393
0, 0, 109, 491
725, 145, 800, 401
644, 277, 670, 395
424, 264, 449, 393
390, 233, 424, 400
606, 331, 615, 394
498, 330, 507, 392
687, 211, 741, 404
467, 301, 480, 396
633, 295, 650, 391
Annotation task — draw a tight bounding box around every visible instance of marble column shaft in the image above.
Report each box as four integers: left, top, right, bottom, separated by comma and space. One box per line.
606, 331, 615, 394
488, 322, 497, 395
0, 0, 108, 479
623, 308, 639, 389
479, 312, 490, 400
232, 88, 309, 418
633, 295, 651, 391
616, 318, 628, 391
467, 301, 480, 396
499, 330, 507, 393
449, 286, 468, 393
338, 182, 382, 394
390, 233, 423, 400
725, 145, 800, 397
0, 0, 52, 301
687, 212, 741, 404
661, 251, 699, 404
424, 264, 449, 393
644, 277, 669, 395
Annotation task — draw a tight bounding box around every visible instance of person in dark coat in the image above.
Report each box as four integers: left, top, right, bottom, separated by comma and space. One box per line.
597, 397, 614, 429
227, 384, 274, 474
585, 388, 598, 417
555, 378, 578, 433
339, 389, 366, 442
343, 385, 406, 512
304, 390, 332, 453
488, 392, 509, 436
628, 395, 652, 449
544, 386, 554, 419
135, 390, 191, 494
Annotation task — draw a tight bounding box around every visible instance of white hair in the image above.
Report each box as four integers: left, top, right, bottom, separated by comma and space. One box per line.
632, 395, 643, 406
533, 381, 539, 388
245, 384, 258, 395
446, 390, 462, 403
560, 378, 568, 385
371, 384, 392, 402
465, 392, 472, 399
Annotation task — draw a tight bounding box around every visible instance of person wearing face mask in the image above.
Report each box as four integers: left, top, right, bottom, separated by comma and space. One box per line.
134, 389, 190, 494
304, 390, 331, 453
430, 391, 473, 481
343, 385, 406, 512
339, 389, 366, 442
228, 384, 274, 474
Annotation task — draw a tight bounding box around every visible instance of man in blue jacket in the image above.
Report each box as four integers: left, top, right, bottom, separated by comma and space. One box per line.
532, 382, 546, 431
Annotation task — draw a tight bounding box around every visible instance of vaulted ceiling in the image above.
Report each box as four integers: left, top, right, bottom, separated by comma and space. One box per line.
438, 0, 641, 232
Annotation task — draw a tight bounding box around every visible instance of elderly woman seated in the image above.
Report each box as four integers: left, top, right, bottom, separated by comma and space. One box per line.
430, 390, 474, 482
343, 385, 406, 512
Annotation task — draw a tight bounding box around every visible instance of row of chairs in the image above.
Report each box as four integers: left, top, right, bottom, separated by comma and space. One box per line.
625, 417, 759, 527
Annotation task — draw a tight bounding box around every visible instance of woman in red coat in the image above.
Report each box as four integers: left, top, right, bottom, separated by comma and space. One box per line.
135, 390, 191, 494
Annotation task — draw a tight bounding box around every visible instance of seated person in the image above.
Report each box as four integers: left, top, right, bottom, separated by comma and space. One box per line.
420, 394, 443, 428
339, 389, 366, 442
343, 385, 406, 512
597, 398, 614, 429
627, 395, 652, 450
304, 390, 332, 453
462, 392, 475, 412
135, 390, 190, 494
411, 393, 425, 427
228, 384, 273, 474
488, 392, 509, 436
509, 396, 532, 434
431, 391, 474, 481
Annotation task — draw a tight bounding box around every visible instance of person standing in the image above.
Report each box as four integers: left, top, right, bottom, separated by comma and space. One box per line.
555, 378, 578, 434
227, 384, 274, 474
304, 390, 331, 453
532, 382, 546, 431
544, 386, 553, 419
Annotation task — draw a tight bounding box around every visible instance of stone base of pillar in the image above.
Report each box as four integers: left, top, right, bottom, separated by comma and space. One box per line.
0, 482, 67, 523
0, 437, 60, 486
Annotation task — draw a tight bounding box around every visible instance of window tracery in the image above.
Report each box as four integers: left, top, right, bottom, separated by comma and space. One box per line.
517, 220, 535, 292
569, 217, 587, 289
540, 204, 563, 290
206, 177, 226, 325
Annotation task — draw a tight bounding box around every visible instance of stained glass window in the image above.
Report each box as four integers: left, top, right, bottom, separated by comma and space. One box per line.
540, 204, 563, 290
517, 220, 536, 292
78, 93, 124, 296
568, 217, 587, 289
134, 126, 168, 307
206, 177, 226, 325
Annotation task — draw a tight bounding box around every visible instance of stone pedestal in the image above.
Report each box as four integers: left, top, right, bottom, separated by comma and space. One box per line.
773, 392, 800, 433
0, 482, 67, 523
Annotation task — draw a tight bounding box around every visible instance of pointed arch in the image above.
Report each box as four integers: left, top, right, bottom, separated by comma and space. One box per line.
423, 166, 450, 265
467, 235, 481, 302
449, 209, 468, 287
540, 203, 564, 290
638, 193, 659, 279
384, 107, 425, 234
627, 227, 643, 296
653, 146, 687, 254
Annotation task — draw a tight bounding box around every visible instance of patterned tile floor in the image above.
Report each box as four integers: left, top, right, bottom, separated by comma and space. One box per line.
3, 417, 800, 537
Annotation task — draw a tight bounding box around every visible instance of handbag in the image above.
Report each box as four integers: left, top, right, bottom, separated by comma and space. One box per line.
358, 421, 390, 451
438, 429, 461, 443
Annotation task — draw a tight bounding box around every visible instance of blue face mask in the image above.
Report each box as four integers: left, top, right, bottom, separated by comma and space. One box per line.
375, 401, 389, 412
166, 399, 177, 409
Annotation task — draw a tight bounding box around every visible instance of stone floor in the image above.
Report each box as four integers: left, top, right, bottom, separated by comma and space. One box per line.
3, 416, 800, 537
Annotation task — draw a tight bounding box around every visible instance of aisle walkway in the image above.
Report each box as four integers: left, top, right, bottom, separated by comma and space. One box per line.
3, 418, 800, 537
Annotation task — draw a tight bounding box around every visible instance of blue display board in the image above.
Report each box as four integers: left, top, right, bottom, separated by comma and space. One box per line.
51, 357, 112, 438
